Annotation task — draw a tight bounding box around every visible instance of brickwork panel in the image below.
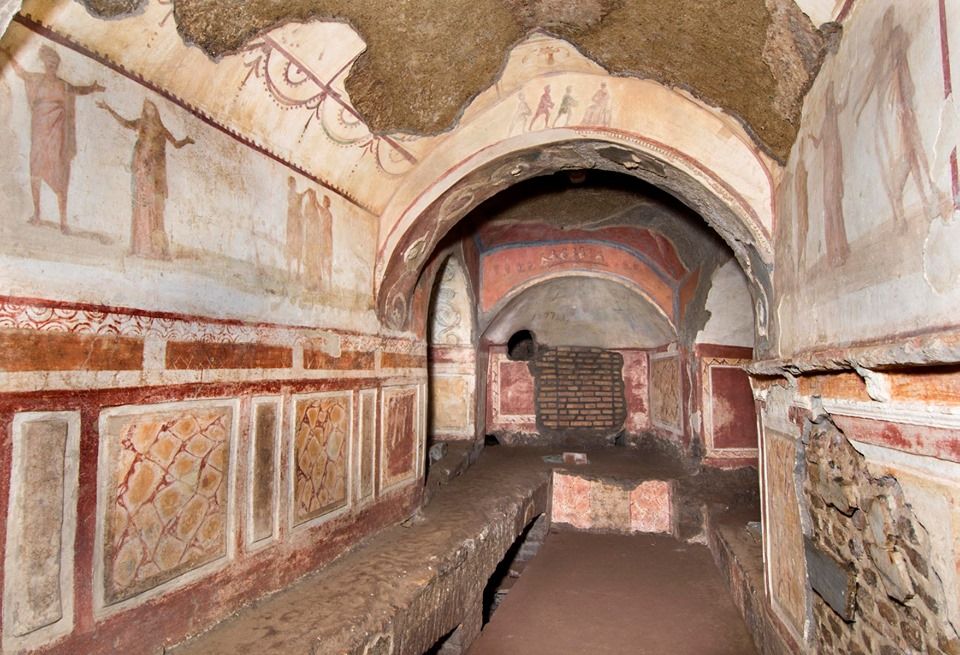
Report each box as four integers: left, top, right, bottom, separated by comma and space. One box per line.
534, 347, 626, 436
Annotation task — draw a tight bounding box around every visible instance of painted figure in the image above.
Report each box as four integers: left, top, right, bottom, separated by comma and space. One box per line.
808, 82, 850, 266
582, 82, 611, 126
301, 189, 333, 293
529, 85, 553, 130
99, 99, 194, 259
855, 7, 940, 228
1, 45, 104, 232
553, 86, 577, 128
286, 176, 305, 279
508, 91, 532, 136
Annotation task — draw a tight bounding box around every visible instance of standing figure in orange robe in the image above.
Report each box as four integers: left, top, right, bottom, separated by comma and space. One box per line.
301, 189, 333, 293
99, 99, 193, 259
2, 45, 103, 232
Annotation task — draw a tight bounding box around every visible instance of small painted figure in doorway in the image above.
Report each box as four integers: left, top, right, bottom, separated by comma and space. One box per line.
508, 91, 532, 136
98, 99, 194, 259
286, 176, 306, 279
1, 44, 104, 232
582, 82, 611, 126
301, 189, 333, 293
553, 86, 577, 128
529, 85, 554, 130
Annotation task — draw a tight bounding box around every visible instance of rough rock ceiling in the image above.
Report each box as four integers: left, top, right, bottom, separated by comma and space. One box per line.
79, 0, 830, 161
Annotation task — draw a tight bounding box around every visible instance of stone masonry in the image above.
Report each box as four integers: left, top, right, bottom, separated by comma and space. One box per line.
801, 418, 960, 655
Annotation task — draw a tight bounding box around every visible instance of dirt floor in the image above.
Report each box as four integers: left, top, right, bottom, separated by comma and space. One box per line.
468, 529, 759, 655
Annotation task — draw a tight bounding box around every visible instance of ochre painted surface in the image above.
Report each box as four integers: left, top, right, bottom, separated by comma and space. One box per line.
762, 428, 807, 640
292, 394, 350, 524
165, 342, 292, 370
0, 329, 143, 371
101, 405, 232, 605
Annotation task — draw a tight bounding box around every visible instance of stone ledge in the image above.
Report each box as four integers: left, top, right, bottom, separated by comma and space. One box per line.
170, 449, 552, 655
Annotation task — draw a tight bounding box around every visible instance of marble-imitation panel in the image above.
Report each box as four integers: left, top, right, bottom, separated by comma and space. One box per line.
763, 428, 808, 642
3, 412, 79, 651
98, 401, 236, 609
430, 373, 474, 437
290, 392, 352, 526
247, 397, 280, 547
358, 389, 377, 501
650, 353, 682, 432
381, 385, 418, 492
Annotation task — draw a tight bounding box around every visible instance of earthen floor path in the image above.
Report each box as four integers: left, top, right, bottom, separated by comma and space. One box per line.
468, 529, 759, 655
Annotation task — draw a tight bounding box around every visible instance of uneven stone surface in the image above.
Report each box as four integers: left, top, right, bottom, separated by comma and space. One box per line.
171, 448, 553, 655
802, 419, 960, 655
468, 530, 758, 655
79, 0, 826, 159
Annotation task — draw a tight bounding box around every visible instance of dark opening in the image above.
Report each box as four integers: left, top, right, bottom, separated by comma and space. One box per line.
482, 514, 548, 624
507, 329, 536, 361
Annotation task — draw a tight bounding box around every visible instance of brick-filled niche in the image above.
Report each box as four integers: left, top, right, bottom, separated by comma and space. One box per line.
533, 346, 627, 440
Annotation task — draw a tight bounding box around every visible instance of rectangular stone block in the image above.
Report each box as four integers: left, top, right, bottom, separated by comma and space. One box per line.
98, 402, 236, 609
650, 354, 682, 431
291, 392, 352, 526
249, 399, 280, 546
3, 413, 79, 649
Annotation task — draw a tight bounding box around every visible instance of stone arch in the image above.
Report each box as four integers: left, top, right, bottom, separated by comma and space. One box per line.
376, 135, 776, 352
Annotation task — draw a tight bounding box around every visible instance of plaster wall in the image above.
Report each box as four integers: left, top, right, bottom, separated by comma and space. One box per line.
0, 21, 428, 655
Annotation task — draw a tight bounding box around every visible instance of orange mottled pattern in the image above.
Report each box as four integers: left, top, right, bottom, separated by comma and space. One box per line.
104, 407, 231, 604
293, 395, 350, 524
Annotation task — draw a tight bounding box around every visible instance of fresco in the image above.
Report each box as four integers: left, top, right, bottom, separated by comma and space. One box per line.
777, 0, 960, 353
0, 23, 377, 328
16, 0, 413, 212
381, 386, 418, 491
649, 353, 682, 433
99, 403, 234, 607
292, 393, 351, 526
429, 257, 473, 346
763, 428, 808, 642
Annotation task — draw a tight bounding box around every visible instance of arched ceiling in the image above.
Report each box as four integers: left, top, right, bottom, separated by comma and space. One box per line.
78, 0, 831, 161
483, 275, 676, 349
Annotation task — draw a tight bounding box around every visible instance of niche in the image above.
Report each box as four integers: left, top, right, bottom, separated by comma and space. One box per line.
507, 329, 537, 362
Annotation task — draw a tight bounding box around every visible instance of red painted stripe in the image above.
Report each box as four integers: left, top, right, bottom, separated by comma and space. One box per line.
951, 148, 959, 209
940, 0, 954, 99
836, 0, 856, 23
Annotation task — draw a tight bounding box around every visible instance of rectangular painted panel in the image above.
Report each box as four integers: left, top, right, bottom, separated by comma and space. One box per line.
359, 390, 376, 500
292, 393, 351, 525
4, 419, 67, 636
100, 405, 233, 606
251, 402, 278, 543
381, 386, 418, 491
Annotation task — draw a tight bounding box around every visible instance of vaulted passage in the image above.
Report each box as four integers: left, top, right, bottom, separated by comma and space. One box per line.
2, 2, 960, 654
